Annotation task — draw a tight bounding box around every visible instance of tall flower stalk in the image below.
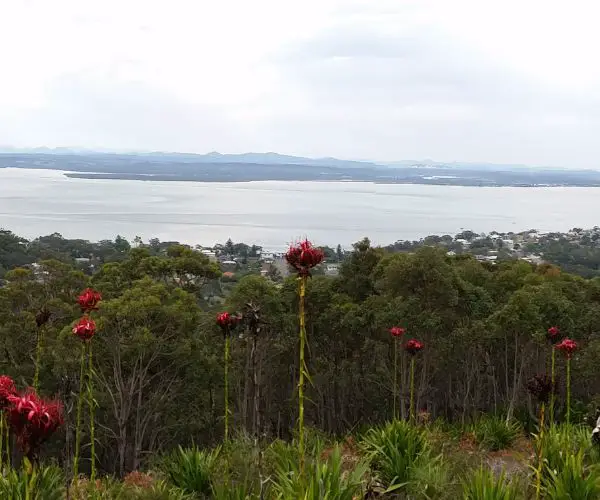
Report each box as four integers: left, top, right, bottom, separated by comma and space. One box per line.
216, 312, 241, 443
0, 376, 16, 469
33, 307, 52, 392
404, 339, 424, 422
389, 327, 406, 420
72, 288, 101, 479
527, 374, 553, 500
556, 338, 578, 425
546, 326, 561, 424
285, 239, 324, 474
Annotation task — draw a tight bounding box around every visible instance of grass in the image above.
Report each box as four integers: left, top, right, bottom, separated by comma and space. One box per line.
462, 466, 524, 500
161, 445, 220, 497
472, 415, 522, 451
2, 419, 596, 498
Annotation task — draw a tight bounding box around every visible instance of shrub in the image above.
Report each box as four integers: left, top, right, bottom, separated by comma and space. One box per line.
544, 449, 600, 499
269, 442, 367, 499
162, 445, 220, 497
360, 419, 451, 497
472, 416, 522, 451
537, 423, 593, 476
462, 466, 524, 500
0, 463, 64, 500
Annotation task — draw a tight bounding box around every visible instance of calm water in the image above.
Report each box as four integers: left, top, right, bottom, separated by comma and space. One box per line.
1, 168, 599, 250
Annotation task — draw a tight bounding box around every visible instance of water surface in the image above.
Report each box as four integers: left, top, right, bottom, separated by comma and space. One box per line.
1, 168, 598, 250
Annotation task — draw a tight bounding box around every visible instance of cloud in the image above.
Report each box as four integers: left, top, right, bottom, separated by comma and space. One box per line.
0, 0, 599, 167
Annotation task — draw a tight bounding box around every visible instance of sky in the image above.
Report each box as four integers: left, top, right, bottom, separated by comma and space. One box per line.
0, 0, 598, 168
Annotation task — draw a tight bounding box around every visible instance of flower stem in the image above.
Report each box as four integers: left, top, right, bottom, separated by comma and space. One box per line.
33, 326, 45, 392
393, 339, 398, 420
224, 335, 230, 443
409, 357, 415, 423
73, 342, 86, 479
566, 357, 571, 426
298, 275, 307, 475
0, 412, 4, 471
5, 417, 9, 467
87, 341, 96, 481
535, 402, 545, 500
549, 348, 555, 425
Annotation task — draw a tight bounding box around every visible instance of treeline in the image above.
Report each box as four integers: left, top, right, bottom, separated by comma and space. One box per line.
1, 233, 600, 477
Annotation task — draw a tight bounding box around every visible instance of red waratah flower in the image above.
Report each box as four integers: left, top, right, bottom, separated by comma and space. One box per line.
527, 374, 553, 403
77, 288, 102, 312
35, 307, 52, 328
6, 390, 64, 460
404, 339, 424, 356
0, 375, 16, 409
547, 326, 561, 344
556, 338, 578, 359
285, 239, 324, 277
72, 317, 96, 341
216, 312, 241, 336
389, 327, 406, 338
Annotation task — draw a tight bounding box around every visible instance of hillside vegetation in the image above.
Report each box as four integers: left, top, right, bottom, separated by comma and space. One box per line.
0, 232, 599, 497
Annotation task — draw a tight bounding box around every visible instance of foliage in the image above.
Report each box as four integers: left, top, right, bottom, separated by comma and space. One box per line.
462, 467, 524, 500
472, 416, 522, 451
544, 449, 600, 499
537, 424, 593, 476
0, 462, 65, 500
269, 443, 367, 499
161, 445, 220, 497
360, 420, 437, 491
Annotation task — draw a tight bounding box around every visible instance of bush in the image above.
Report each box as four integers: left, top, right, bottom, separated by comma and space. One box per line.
0, 462, 64, 500
462, 466, 524, 500
544, 449, 600, 499
162, 445, 220, 497
269, 442, 367, 499
472, 416, 522, 451
360, 419, 448, 496
537, 423, 593, 476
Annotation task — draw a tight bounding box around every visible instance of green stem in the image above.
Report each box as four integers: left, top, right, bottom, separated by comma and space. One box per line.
535, 403, 545, 500
25, 465, 30, 500
73, 342, 86, 479
298, 276, 307, 475
410, 357, 415, 423
88, 341, 96, 481
224, 335, 230, 443
550, 348, 555, 425
393, 340, 398, 420
0, 412, 4, 471
33, 326, 45, 392
5, 416, 9, 468
567, 357, 571, 426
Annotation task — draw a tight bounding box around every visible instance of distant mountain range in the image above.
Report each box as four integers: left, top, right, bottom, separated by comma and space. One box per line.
0, 146, 575, 172
0, 147, 599, 187
0, 147, 380, 169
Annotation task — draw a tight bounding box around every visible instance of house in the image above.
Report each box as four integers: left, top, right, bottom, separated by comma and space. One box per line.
200, 249, 218, 262
220, 260, 237, 272
324, 263, 340, 276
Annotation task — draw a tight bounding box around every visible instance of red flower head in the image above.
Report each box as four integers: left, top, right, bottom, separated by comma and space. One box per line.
77, 288, 102, 313
6, 389, 64, 460
0, 376, 16, 409
72, 317, 96, 342
285, 239, 324, 277
389, 327, 406, 338
404, 339, 424, 356
216, 312, 241, 337
547, 326, 561, 344
555, 338, 578, 359
527, 374, 553, 403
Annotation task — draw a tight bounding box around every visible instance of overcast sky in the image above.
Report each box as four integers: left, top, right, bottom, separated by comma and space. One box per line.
0, 1, 598, 167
